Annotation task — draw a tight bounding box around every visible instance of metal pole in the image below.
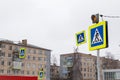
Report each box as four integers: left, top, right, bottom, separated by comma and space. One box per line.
97, 49, 100, 80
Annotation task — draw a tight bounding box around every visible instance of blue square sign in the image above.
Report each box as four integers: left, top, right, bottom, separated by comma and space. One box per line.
75, 30, 86, 46
91, 25, 103, 47
88, 21, 108, 50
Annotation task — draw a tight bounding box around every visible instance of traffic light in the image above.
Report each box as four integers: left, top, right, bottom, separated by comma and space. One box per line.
40, 68, 43, 71
91, 14, 99, 23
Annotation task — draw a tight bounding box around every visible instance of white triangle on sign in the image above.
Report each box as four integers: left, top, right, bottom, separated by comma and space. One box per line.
78, 35, 84, 42
92, 28, 103, 44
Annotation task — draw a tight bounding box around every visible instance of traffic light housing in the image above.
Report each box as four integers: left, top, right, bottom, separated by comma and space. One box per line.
91, 14, 99, 23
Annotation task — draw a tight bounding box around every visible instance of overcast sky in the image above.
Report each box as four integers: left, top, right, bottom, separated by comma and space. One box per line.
0, 0, 120, 65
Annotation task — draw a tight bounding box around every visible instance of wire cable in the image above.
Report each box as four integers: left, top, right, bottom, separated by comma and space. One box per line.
100, 14, 120, 18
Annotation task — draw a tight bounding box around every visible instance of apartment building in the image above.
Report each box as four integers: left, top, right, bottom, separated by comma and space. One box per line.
0, 39, 51, 80
50, 64, 60, 80
60, 52, 120, 80
102, 69, 120, 80
100, 57, 120, 80
60, 53, 96, 80
101, 57, 120, 69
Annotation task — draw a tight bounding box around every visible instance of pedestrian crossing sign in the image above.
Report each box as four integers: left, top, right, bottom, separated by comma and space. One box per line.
75, 30, 86, 46
88, 21, 108, 51
19, 48, 26, 58
38, 71, 44, 80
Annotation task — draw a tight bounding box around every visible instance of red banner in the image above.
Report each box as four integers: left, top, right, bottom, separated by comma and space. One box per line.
0, 75, 37, 80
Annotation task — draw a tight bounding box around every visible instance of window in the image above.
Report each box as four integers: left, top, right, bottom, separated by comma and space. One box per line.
84, 62, 86, 66
88, 68, 89, 72
21, 71, 24, 74
84, 68, 86, 72
33, 56, 36, 60
39, 50, 43, 54
14, 46, 18, 50
87, 63, 89, 66
13, 70, 19, 74
79, 62, 82, 65
32, 64, 36, 69
64, 73, 67, 77
38, 64, 42, 68
1, 61, 4, 65
38, 57, 42, 61
44, 65, 46, 68
0, 44, 2, 48
44, 58, 47, 61
21, 63, 24, 67
116, 72, 120, 79
27, 63, 31, 68
1, 44, 6, 48
90, 64, 92, 67
0, 69, 4, 73
7, 70, 11, 74
44, 72, 46, 75
84, 73, 86, 77
32, 71, 35, 75
90, 69, 92, 72
28, 49, 31, 53
28, 56, 30, 60
9, 46, 12, 50
90, 74, 92, 77
27, 71, 30, 75
8, 62, 11, 66
0, 52, 5, 57
34, 50, 36, 54
8, 54, 12, 57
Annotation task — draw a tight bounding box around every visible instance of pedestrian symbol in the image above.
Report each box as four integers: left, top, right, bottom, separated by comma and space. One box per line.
19, 48, 26, 58
92, 28, 103, 44
78, 34, 84, 42
75, 30, 86, 46
88, 21, 108, 51
40, 72, 43, 78
38, 71, 44, 80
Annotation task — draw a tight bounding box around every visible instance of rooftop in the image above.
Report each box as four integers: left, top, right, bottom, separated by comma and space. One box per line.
0, 38, 51, 51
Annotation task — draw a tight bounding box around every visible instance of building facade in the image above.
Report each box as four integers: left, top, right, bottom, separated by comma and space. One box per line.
60, 52, 120, 80
102, 69, 120, 80
0, 39, 51, 80
101, 57, 120, 69
50, 64, 60, 80
60, 53, 96, 80
100, 57, 120, 80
